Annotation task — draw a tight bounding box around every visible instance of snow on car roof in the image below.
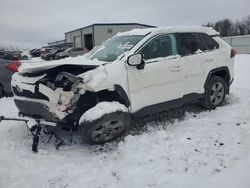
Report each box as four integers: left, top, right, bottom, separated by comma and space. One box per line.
116, 26, 219, 37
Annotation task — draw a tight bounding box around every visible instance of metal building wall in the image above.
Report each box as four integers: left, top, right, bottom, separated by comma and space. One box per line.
65, 24, 154, 49
223, 35, 250, 54
65, 29, 81, 47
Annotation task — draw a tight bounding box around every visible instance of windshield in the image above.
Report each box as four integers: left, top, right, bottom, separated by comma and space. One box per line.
88, 35, 144, 62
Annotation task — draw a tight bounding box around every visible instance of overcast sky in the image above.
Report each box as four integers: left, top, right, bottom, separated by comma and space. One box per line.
0, 0, 249, 49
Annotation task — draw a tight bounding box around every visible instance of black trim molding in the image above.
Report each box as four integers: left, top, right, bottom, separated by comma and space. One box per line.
132, 93, 203, 117
114, 85, 130, 107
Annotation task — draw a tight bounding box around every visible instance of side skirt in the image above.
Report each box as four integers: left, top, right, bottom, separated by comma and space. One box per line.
132, 93, 203, 118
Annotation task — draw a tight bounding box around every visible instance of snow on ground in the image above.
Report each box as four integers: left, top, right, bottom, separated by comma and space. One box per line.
0, 55, 250, 188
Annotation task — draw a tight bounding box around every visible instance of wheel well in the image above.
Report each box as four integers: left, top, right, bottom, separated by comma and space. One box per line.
204, 67, 231, 94
204, 67, 231, 88
66, 88, 130, 126
96, 89, 129, 107
211, 70, 230, 82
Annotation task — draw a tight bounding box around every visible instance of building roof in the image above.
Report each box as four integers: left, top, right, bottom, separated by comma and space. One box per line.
48, 39, 66, 46
65, 23, 155, 34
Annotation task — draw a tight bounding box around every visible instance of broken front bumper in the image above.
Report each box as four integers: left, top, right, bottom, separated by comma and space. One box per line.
14, 99, 63, 123
11, 73, 77, 122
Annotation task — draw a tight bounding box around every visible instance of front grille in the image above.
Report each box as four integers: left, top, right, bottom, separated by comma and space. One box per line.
13, 87, 49, 101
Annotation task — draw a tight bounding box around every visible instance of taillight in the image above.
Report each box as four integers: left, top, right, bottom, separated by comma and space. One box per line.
6, 61, 21, 72
231, 48, 236, 58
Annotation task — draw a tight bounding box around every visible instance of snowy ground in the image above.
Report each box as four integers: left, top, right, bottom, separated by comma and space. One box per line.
0, 54, 250, 188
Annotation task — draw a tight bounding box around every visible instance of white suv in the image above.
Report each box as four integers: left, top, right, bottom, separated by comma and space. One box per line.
11, 26, 235, 145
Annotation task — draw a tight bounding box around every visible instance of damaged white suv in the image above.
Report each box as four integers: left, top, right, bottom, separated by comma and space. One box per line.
11, 26, 235, 145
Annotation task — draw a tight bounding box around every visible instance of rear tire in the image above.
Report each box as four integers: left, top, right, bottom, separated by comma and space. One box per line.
22, 56, 28, 60
201, 76, 228, 110
80, 111, 131, 145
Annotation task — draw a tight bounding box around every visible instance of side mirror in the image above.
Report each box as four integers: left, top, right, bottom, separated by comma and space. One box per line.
127, 53, 145, 70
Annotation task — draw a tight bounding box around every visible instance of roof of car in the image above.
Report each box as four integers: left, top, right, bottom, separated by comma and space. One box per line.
116, 26, 219, 37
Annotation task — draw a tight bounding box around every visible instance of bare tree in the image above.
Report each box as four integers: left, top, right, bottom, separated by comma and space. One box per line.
243, 15, 250, 34
235, 20, 246, 35
223, 19, 233, 36
214, 21, 223, 35
203, 22, 214, 28
203, 15, 250, 36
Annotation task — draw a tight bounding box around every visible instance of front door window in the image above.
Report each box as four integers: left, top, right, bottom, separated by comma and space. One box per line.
140, 35, 173, 61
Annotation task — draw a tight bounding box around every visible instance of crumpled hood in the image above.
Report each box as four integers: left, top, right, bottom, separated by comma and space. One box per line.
18, 56, 106, 74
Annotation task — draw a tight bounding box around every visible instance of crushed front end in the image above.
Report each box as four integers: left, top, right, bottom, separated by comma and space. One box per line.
11, 65, 97, 130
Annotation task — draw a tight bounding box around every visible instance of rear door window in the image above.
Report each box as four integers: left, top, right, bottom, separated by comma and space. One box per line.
176, 33, 208, 56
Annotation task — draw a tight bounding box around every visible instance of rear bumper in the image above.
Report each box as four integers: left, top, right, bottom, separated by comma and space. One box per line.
14, 99, 64, 123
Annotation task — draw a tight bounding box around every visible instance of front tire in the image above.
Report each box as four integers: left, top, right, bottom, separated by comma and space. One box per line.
80, 111, 131, 145
201, 76, 228, 110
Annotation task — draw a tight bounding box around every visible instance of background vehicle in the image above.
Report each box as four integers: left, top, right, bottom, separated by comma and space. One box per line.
29, 48, 41, 57
0, 52, 19, 60
0, 59, 20, 98
56, 47, 88, 59
21, 51, 32, 60
1, 51, 32, 61
40, 47, 53, 59
0, 51, 6, 58
11, 26, 235, 145
44, 48, 64, 60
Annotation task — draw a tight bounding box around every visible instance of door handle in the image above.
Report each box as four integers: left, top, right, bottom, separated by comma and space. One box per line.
171, 66, 182, 72
205, 58, 214, 62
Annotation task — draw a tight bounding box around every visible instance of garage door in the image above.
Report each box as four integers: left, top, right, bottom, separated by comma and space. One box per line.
74, 36, 81, 47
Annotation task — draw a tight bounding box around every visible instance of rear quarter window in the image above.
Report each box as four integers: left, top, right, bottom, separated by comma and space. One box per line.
200, 33, 219, 50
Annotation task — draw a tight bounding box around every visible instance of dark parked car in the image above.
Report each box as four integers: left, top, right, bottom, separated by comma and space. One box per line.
41, 47, 53, 59
44, 48, 64, 60
0, 59, 20, 98
0, 51, 5, 58
11, 51, 22, 59
0, 52, 19, 61
29, 48, 41, 57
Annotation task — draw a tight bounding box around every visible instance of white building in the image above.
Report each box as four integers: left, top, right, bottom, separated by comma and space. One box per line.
65, 23, 155, 50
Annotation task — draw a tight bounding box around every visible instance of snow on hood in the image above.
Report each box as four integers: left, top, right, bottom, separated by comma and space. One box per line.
18, 55, 105, 74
